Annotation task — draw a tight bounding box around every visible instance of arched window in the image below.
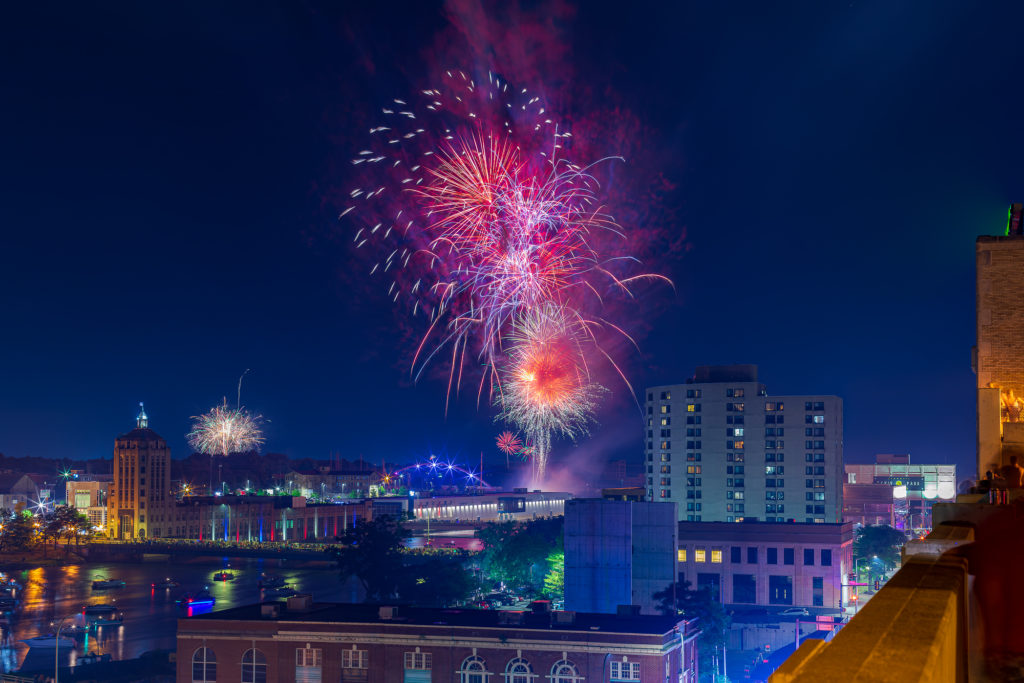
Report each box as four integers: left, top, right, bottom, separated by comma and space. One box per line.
550, 660, 582, 683
504, 657, 535, 683
460, 655, 490, 683
192, 647, 216, 683
241, 648, 267, 683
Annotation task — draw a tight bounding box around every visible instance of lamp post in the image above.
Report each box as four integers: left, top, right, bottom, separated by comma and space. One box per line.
53, 614, 76, 683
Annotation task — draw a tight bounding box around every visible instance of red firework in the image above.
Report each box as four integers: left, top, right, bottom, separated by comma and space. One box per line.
496, 430, 522, 456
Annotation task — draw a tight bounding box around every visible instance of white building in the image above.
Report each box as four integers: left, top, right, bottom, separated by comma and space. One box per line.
645, 365, 844, 523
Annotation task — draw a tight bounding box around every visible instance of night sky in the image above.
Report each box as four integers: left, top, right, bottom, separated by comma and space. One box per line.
3, 2, 1023, 483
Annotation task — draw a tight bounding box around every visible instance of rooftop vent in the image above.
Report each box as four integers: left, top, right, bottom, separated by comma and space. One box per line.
616, 604, 641, 617
379, 606, 398, 620
260, 603, 280, 619
286, 594, 313, 612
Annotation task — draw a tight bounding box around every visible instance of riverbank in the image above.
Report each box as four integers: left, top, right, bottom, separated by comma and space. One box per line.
0, 547, 87, 569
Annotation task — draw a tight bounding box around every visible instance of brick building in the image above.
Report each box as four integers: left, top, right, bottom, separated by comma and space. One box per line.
975, 202, 1024, 475
177, 598, 700, 683
676, 521, 854, 612
107, 403, 173, 540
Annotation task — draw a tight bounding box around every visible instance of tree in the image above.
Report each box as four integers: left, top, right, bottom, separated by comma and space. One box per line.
656, 581, 731, 680
478, 517, 563, 594
853, 525, 906, 571
333, 516, 411, 602
0, 508, 37, 552
542, 551, 564, 600
332, 516, 476, 607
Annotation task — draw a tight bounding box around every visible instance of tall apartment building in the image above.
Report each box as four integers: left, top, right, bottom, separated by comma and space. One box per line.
645, 365, 843, 523
107, 403, 173, 540
975, 202, 1024, 476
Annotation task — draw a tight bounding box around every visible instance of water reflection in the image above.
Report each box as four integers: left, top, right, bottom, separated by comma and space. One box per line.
0, 557, 345, 672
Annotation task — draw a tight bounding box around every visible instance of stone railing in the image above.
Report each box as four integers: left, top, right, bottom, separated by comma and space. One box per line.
772, 492, 1024, 682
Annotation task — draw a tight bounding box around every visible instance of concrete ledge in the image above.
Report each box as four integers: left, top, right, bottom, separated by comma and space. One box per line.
770, 555, 969, 683
904, 523, 974, 560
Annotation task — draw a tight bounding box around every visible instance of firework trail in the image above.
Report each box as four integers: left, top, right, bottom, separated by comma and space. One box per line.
187, 399, 265, 458
345, 70, 668, 483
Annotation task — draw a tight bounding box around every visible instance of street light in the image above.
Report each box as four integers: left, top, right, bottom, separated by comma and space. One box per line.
52, 614, 77, 683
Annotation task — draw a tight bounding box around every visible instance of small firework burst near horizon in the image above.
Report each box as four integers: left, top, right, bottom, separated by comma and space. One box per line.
187, 400, 265, 457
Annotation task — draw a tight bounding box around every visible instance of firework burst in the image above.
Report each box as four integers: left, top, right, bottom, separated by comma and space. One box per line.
495, 305, 604, 483
496, 430, 523, 456
344, 70, 669, 484
187, 400, 265, 457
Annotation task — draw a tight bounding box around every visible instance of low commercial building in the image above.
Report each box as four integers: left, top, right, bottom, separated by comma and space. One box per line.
168, 496, 410, 542
411, 490, 571, 522
177, 598, 700, 683
844, 454, 956, 531
842, 483, 896, 528
65, 479, 110, 530
677, 521, 854, 612
0, 474, 39, 511
279, 468, 376, 499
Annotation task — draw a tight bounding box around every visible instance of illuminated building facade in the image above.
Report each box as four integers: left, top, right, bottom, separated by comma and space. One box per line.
107, 403, 173, 540
676, 521, 854, 611
66, 479, 110, 530
844, 454, 956, 531
646, 365, 844, 523
177, 599, 700, 683
975, 202, 1024, 475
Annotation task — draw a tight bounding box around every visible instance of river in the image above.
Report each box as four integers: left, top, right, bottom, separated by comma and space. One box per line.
0, 556, 352, 673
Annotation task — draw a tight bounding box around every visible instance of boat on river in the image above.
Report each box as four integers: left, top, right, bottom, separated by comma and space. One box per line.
21, 635, 74, 649
83, 604, 123, 625
259, 574, 286, 588
151, 578, 179, 589
262, 585, 297, 598
91, 576, 126, 590
212, 571, 234, 581
177, 590, 216, 608
0, 596, 18, 612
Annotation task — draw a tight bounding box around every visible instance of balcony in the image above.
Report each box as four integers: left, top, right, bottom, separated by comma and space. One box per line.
772, 491, 1024, 682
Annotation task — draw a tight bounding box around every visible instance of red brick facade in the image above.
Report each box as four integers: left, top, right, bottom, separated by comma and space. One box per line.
177, 603, 699, 683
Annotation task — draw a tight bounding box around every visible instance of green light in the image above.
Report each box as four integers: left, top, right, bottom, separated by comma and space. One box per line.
1007, 204, 1012, 237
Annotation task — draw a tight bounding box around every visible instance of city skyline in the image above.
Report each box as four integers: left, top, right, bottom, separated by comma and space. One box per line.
4, 3, 1024, 481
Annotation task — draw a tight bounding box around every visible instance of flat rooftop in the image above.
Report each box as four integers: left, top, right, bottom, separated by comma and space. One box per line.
678, 520, 855, 544
189, 602, 681, 635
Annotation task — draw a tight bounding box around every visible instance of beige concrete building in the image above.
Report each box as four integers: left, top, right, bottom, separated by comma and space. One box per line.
975, 203, 1024, 476
107, 403, 173, 540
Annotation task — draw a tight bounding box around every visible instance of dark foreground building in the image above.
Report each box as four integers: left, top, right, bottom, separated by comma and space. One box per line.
177, 596, 700, 682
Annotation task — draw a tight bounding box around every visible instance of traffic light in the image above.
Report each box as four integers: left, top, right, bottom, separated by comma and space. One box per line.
874, 578, 881, 591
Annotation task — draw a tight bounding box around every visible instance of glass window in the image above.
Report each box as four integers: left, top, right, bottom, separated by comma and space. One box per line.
804, 549, 815, 566
342, 649, 368, 669
767, 547, 778, 565
505, 657, 535, 683
460, 655, 488, 683
405, 652, 432, 670
695, 549, 706, 563
678, 549, 687, 562
733, 574, 756, 603
192, 648, 216, 683
551, 660, 582, 683
241, 649, 267, 683
747, 547, 758, 564
610, 661, 640, 681
295, 648, 322, 683
821, 549, 832, 566
711, 549, 722, 563
731, 546, 741, 563
784, 548, 794, 565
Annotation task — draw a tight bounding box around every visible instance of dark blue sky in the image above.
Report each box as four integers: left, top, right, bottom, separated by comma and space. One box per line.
2, 2, 1022, 481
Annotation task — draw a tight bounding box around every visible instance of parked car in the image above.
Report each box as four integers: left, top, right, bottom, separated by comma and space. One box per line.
779, 608, 810, 616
